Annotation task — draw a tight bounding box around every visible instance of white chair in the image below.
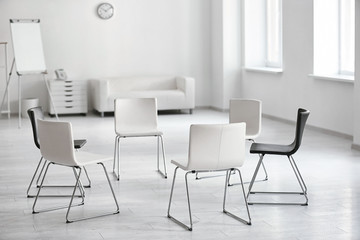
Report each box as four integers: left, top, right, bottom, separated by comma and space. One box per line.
229, 99, 268, 182
32, 119, 119, 223
167, 123, 251, 231
113, 98, 167, 180
196, 99, 268, 182
26, 106, 90, 198
229, 99, 262, 140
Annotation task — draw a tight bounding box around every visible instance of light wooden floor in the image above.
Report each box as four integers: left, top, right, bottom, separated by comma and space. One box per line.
1, 109, 360, 240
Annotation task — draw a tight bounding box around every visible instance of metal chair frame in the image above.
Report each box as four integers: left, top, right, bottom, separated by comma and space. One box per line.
247, 154, 308, 205
26, 156, 91, 198
167, 167, 251, 231
113, 134, 167, 180
33, 162, 119, 223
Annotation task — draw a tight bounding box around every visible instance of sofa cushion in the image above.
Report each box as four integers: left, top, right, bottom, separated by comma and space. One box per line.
108, 76, 177, 92
108, 90, 186, 110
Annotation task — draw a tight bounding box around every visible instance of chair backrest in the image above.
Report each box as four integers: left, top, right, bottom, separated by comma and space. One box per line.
229, 99, 261, 139
37, 119, 77, 167
114, 98, 158, 133
186, 123, 246, 171
289, 108, 310, 155
27, 106, 45, 149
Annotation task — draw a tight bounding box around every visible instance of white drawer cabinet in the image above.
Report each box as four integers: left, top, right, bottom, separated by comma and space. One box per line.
48, 80, 88, 116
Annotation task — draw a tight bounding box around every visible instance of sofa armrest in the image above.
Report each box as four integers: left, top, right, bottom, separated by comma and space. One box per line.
89, 79, 109, 112
176, 76, 195, 109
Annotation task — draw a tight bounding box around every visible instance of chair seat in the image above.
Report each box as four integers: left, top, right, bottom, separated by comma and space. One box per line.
250, 142, 294, 155
74, 139, 87, 149
116, 130, 163, 137
75, 152, 113, 166
171, 159, 188, 170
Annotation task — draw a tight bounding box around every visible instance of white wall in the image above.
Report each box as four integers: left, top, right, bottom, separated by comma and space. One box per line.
210, 0, 242, 110
241, 0, 355, 136
0, 0, 211, 111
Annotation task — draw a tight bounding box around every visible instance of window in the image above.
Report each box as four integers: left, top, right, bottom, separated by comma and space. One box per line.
313, 0, 354, 79
244, 0, 282, 71
339, 0, 355, 75
266, 0, 282, 67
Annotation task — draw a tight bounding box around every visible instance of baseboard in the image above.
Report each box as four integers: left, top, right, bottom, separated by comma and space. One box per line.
351, 144, 360, 151
208, 106, 228, 112
263, 113, 353, 140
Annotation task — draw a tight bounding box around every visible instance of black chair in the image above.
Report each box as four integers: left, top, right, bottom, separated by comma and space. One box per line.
26, 106, 90, 198
247, 108, 310, 205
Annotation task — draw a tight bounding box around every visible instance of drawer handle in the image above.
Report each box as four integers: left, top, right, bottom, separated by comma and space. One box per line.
65, 100, 73, 103
65, 95, 73, 97
65, 90, 73, 92
65, 106, 73, 108
65, 85, 73, 88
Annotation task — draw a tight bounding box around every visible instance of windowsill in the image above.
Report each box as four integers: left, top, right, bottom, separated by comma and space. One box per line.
244, 66, 283, 73
309, 74, 354, 83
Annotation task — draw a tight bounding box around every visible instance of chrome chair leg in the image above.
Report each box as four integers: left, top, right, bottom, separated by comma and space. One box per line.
113, 136, 120, 180
35, 157, 91, 188
168, 168, 252, 231
35, 159, 47, 186
223, 169, 251, 225
250, 139, 269, 182
228, 140, 268, 186
66, 163, 120, 223
28, 158, 87, 198
32, 163, 85, 214
83, 166, 92, 188
247, 154, 264, 199
247, 154, 308, 205
157, 135, 167, 178
167, 167, 193, 231
288, 155, 308, 205
27, 156, 44, 197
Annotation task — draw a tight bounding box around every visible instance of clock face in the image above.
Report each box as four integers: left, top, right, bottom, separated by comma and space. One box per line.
97, 3, 114, 19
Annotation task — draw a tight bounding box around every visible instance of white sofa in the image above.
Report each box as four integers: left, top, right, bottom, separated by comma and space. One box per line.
90, 76, 195, 117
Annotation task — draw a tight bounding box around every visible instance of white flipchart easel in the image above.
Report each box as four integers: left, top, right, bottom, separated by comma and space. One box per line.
0, 19, 58, 128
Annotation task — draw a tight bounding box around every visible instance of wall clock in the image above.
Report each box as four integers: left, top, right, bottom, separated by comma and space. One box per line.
97, 3, 114, 20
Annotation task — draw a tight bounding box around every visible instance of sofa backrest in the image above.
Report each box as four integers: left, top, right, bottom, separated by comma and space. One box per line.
108, 76, 177, 92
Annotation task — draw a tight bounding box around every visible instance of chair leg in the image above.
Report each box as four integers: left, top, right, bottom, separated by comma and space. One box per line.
251, 139, 269, 182
35, 159, 47, 186
66, 164, 120, 223
223, 169, 251, 225
82, 166, 92, 188
32, 163, 85, 214
288, 155, 308, 205
27, 156, 44, 197
228, 140, 269, 186
99, 162, 120, 213
247, 154, 266, 199
167, 167, 193, 231
157, 135, 167, 178
113, 136, 120, 180
247, 154, 308, 205
28, 156, 91, 197
28, 159, 86, 198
